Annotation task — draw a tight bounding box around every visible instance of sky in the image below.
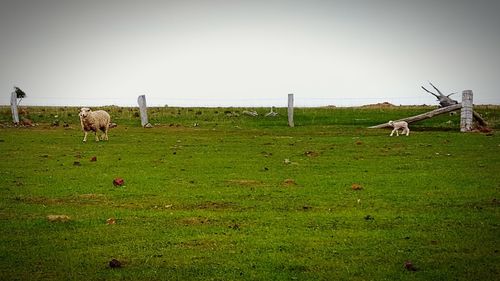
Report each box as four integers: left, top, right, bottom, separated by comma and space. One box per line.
1, 0, 499, 107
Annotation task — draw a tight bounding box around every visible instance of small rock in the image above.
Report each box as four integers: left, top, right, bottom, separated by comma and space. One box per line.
106, 218, 116, 225
90, 156, 97, 162
73, 161, 81, 166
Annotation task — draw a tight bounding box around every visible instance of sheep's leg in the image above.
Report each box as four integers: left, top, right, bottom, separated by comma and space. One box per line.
390, 129, 395, 136
405, 127, 410, 136
94, 131, 99, 142
103, 125, 109, 140
99, 127, 108, 141
83, 131, 88, 142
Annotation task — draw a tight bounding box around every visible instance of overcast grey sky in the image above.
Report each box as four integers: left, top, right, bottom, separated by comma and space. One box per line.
1, 0, 499, 107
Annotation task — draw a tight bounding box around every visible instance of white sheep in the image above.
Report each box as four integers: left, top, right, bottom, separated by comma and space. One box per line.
79, 107, 111, 142
388, 120, 410, 136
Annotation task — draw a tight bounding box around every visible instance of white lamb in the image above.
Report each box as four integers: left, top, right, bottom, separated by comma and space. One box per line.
79, 107, 111, 142
388, 120, 410, 136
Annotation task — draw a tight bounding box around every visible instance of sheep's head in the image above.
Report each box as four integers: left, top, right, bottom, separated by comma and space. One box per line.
79, 107, 92, 118
388, 120, 394, 127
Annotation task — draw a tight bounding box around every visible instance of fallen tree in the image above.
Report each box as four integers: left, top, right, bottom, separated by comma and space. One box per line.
421, 82, 458, 108
369, 85, 489, 130
368, 104, 462, 129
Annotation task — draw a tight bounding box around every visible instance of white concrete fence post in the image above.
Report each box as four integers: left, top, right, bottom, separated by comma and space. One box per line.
460, 90, 473, 132
137, 94, 149, 127
288, 93, 294, 127
10, 92, 19, 124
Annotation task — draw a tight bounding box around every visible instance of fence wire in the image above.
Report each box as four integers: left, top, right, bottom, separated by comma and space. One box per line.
4, 95, 500, 107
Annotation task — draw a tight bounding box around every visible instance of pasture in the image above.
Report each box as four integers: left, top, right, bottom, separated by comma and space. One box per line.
0, 105, 499, 280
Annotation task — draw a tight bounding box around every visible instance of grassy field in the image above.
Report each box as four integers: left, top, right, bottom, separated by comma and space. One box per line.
0, 106, 499, 280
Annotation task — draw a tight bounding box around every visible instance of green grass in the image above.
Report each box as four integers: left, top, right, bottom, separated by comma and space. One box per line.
0, 106, 499, 280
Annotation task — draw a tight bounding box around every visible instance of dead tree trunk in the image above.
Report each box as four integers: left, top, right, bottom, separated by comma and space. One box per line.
421, 82, 458, 108
368, 104, 462, 129
368, 105, 488, 129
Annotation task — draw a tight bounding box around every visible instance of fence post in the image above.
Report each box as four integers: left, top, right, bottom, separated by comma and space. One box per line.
288, 93, 294, 127
137, 95, 149, 127
460, 90, 473, 132
10, 92, 19, 124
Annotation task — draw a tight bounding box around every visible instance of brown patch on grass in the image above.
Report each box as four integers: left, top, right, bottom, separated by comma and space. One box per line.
79, 193, 106, 199
304, 151, 319, 157
282, 179, 297, 186
47, 215, 71, 222
351, 184, 363, 191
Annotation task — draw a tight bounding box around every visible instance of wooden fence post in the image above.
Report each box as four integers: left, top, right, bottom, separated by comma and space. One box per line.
288, 93, 294, 127
460, 90, 473, 132
137, 95, 149, 127
10, 92, 19, 124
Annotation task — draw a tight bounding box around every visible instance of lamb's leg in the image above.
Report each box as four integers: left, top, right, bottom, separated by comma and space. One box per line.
95, 131, 99, 142
83, 131, 88, 142
405, 127, 410, 136
390, 129, 396, 136
395, 129, 399, 136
